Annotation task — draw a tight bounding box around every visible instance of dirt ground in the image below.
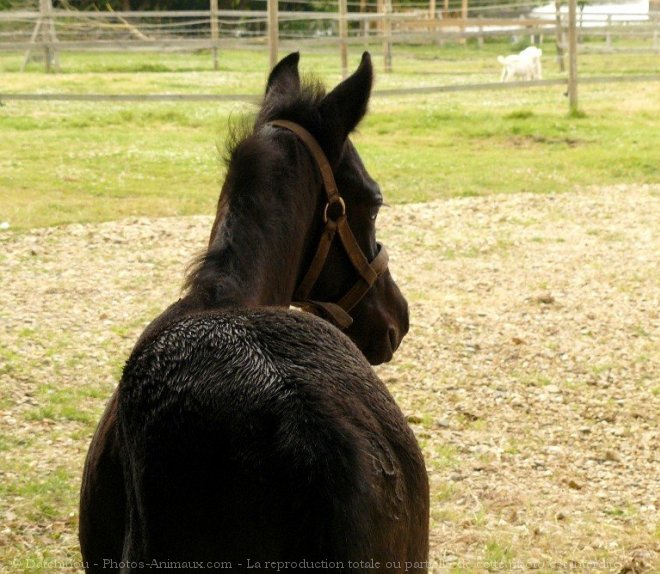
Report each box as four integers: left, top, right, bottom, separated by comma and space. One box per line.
0, 184, 658, 573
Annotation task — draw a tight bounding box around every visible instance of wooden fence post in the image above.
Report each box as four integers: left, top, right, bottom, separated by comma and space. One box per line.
383, 0, 392, 73
605, 14, 611, 49
42, 0, 58, 73
268, 0, 278, 69
568, 0, 578, 112
554, 0, 565, 72
360, 0, 368, 46
22, 0, 58, 73
477, 15, 483, 48
210, 0, 219, 70
339, 0, 348, 78
428, 0, 436, 45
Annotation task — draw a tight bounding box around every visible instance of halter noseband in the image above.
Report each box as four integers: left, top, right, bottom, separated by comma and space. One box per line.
269, 120, 389, 330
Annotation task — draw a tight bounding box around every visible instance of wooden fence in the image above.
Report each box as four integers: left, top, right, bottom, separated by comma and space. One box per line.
1, 4, 658, 73
1, 2, 658, 111
2, 75, 659, 104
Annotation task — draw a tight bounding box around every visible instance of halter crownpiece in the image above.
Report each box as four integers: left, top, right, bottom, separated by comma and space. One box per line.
268, 120, 389, 330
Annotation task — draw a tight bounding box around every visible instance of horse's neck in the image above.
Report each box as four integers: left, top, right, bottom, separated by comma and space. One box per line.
190, 166, 317, 310
198, 228, 296, 308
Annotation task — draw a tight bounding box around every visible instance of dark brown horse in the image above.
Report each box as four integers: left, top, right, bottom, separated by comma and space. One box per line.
79, 52, 429, 573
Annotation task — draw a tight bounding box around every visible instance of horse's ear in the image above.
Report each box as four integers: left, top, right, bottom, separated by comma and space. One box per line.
265, 52, 301, 97
319, 52, 373, 143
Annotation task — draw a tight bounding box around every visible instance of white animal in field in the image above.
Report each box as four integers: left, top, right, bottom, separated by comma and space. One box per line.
519, 46, 543, 79
498, 46, 543, 82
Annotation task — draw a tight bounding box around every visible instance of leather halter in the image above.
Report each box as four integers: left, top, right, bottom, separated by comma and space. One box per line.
268, 120, 389, 330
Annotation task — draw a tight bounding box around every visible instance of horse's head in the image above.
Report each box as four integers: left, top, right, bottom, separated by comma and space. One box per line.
260, 52, 409, 365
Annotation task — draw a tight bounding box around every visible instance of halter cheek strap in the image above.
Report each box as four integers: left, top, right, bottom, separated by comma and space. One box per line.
268, 120, 389, 330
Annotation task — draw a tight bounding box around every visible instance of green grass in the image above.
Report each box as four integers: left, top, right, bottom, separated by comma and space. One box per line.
430, 442, 460, 470
2, 466, 75, 522
484, 539, 515, 566
1, 45, 658, 230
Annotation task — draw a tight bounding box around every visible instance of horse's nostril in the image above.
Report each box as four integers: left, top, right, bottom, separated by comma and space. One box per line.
388, 327, 399, 352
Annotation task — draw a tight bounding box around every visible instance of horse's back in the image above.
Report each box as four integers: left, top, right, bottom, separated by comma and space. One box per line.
117, 308, 428, 571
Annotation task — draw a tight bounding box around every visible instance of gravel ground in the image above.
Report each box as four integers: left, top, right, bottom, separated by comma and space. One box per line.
0, 184, 658, 573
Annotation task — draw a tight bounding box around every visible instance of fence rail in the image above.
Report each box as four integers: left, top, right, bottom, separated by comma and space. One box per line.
2, 74, 659, 104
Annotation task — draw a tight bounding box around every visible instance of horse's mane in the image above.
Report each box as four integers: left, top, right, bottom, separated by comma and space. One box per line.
224, 75, 327, 163
183, 76, 327, 296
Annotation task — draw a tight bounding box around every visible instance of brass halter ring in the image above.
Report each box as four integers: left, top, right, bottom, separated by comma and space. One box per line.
323, 197, 346, 224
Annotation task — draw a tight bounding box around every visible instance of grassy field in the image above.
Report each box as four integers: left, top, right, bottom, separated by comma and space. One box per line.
0, 44, 659, 573
1, 45, 659, 230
